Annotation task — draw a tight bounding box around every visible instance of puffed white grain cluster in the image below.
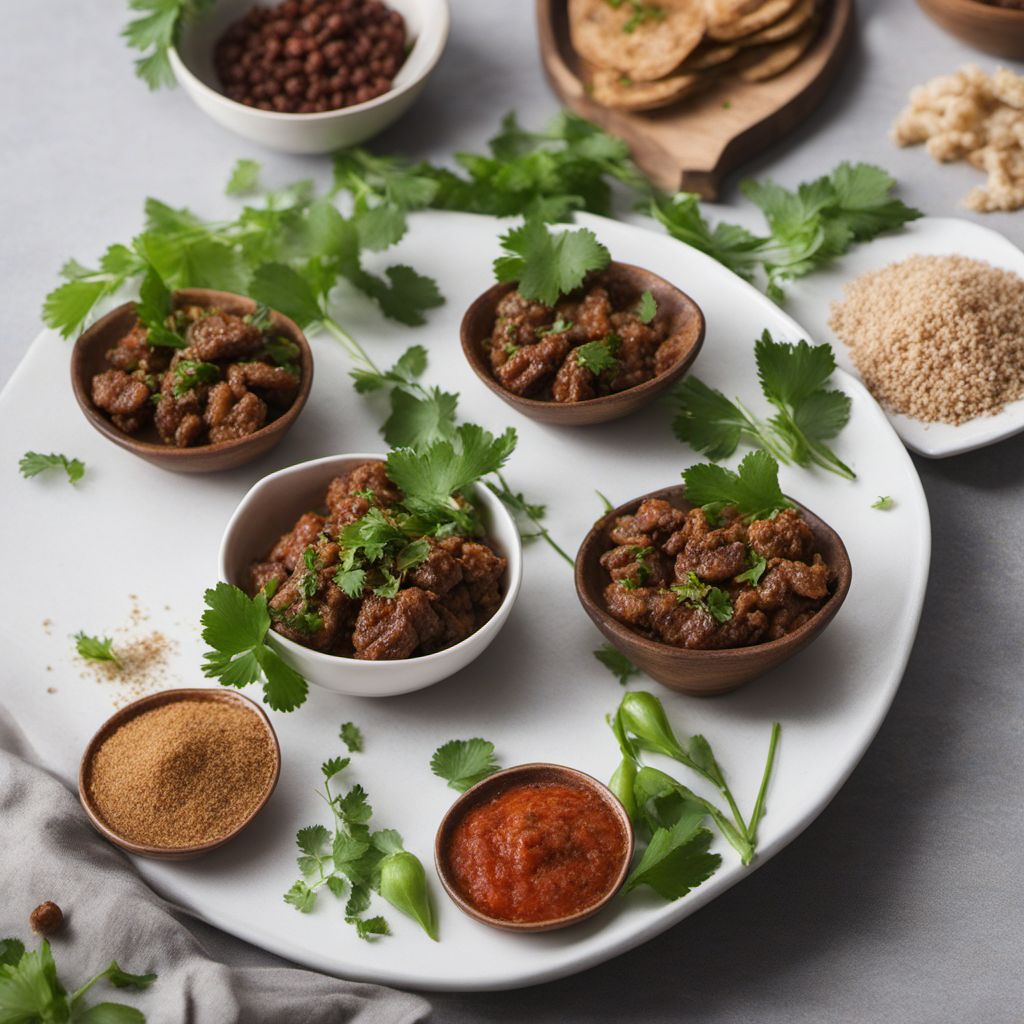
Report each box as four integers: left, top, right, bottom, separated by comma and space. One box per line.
891, 65, 1024, 212
827, 255, 1024, 424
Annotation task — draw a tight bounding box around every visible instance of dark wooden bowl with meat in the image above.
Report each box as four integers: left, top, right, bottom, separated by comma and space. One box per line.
70, 288, 313, 473
460, 263, 705, 426
575, 486, 852, 696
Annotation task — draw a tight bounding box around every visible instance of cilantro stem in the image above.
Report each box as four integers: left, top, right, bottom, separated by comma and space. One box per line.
492, 470, 574, 567
322, 315, 384, 377
747, 721, 781, 846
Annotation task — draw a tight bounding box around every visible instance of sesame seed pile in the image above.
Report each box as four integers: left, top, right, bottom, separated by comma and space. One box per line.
86, 699, 276, 848
827, 254, 1024, 425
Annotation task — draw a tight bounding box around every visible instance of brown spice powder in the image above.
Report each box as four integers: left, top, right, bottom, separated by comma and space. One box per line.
86, 699, 276, 848
827, 254, 1024, 424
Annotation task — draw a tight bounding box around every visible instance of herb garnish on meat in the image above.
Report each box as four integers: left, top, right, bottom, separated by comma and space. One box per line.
430, 738, 501, 793
683, 450, 792, 522
575, 335, 621, 374
670, 572, 734, 623
19, 451, 85, 484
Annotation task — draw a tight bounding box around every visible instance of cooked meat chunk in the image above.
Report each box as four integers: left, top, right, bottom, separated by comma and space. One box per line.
552, 356, 597, 403
330, 462, 402, 508
110, 408, 152, 435
603, 583, 658, 630
105, 323, 170, 375
495, 335, 572, 397
600, 544, 671, 588
270, 566, 355, 652
674, 540, 748, 583
608, 315, 662, 391
428, 583, 477, 649
747, 508, 815, 562
249, 560, 289, 596
352, 588, 443, 660
208, 391, 267, 443
408, 541, 463, 596
437, 537, 507, 615
91, 370, 150, 416
325, 494, 372, 537
226, 361, 299, 405
574, 287, 614, 340
187, 312, 263, 361
611, 499, 687, 548
154, 390, 205, 448
269, 512, 326, 571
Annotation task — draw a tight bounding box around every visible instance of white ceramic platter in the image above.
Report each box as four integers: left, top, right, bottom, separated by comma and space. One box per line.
785, 216, 1024, 459
0, 211, 929, 991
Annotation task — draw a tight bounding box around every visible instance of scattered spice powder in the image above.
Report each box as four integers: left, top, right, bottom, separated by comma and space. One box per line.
828, 254, 1024, 424
85, 698, 277, 848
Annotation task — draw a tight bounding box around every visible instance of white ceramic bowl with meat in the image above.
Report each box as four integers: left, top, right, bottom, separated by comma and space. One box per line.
219, 453, 523, 697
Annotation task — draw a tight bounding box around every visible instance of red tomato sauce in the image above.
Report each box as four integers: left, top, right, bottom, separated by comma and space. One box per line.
446, 781, 627, 923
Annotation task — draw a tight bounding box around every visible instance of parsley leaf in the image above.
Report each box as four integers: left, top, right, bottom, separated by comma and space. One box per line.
594, 643, 641, 686
493, 218, 610, 306
200, 582, 309, 711
636, 289, 657, 323
872, 495, 895, 510
340, 722, 364, 752
683, 451, 792, 522
623, 820, 722, 900
575, 335, 620, 374
670, 572, 733, 624
74, 632, 122, 668
19, 451, 85, 484
430, 738, 501, 792
226, 158, 262, 196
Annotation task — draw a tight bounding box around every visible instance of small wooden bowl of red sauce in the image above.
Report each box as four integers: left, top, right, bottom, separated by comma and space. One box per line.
434, 763, 634, 933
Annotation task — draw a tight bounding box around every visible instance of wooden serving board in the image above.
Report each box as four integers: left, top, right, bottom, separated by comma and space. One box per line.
536, 0, 854, 199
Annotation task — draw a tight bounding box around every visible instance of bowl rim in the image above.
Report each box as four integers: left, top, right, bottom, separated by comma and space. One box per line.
218, 450, 524, 669
918, 0, 1024, 18
574, 482, 853, 663
433, 762, 635, 933
78, 687, 282, 859
70, 288, 314, 461
459, 261, 707, 413
168, 0, 451, 122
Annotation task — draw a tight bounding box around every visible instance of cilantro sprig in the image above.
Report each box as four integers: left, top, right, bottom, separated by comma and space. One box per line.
286, 753, 437, 941
670, 572, 733, 624
575, 334, 621, 375
594, 643, 641, 686
75, 632, 122, 669
0, 937, 155, 1022
683, 450, 792, 523
200, 582, 308, 712
19, 451, 85, 484
430, 738, 501, 793
673, 330, 855, 480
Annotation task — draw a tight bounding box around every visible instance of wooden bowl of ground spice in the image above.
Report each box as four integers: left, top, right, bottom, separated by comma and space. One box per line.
79, 688, 281, 860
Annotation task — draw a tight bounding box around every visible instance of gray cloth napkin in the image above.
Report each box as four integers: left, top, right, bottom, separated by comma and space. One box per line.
0, 711, 430, 1024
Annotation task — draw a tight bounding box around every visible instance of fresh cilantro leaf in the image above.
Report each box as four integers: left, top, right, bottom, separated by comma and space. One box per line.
332, 832, 370, 868
284, 880, 317, 913
623, 820, 722, 900
74, 632, 122, 668
351, 916, 390, 941
334, 567, 367, 598
872, 495, 894, 510
493, 218, 610, 306
430, 738, 501, 792
682, 451, 792, 522
594, 643, 640, 686
671, 378, 761, 462
0, 939, 24, 969
348, 265, 444, 326
325, 875, 348, 899
395, 539, 430, 572
636, 289, 657, 323
43, 278, 115, 339
297, 824, 331, 856
351, 345, 428, 393
101, 963, 157, 990
340, 722, 364, 752
226, 158, 261, 196
574, 335, 620, 374
336, 784, 373, 826
249, 262, 324, 329
19, 451, 85, 484
735, 548, 767, 586
321, 756, 350, 780
371, 829, 404, 855
345, 884, 372, 919
381, 386, 459, 448
200, 582, 309, 711
670, 572, 733, 624
537, 317, 573, 336
825, 162, 922, 241
386, 423, 517, 512
122, 0, 206, 90
171, 359, 219, 396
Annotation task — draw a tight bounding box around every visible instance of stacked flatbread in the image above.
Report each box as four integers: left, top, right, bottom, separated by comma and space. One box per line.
569, 0, 824, 111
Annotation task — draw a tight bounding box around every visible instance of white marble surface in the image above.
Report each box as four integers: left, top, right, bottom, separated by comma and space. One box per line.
2, 1, 1023, 1021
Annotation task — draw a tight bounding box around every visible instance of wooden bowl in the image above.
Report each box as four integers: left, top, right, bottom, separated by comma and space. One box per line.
460, 262, 705, 427
917, 0, 1024, 58
434, 763, 634, 933
70, 288, 314, 473
79, 688, 281, 861
575, 485, 852, 696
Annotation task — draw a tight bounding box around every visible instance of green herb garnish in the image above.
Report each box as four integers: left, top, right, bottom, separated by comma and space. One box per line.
171, 359, 219, 396
575, 334, 620, 374
226, 158, 261, 196
74, 631, 122, 668
537, 317, 573, 336
735, 548, 767, 586
340, 722, 364, 753
19, 451, 85, 484
430, 738, 501, 793
872, 495, 894, 510
670, 572, 733, 623
594, 643, 640, 686
636, 289, 657, 323
683, 450, 792, 522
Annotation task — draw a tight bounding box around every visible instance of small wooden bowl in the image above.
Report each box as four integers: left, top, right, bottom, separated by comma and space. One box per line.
460, 263, 705, 427
575, 485, 852, 697
79, 688, 281, 861
70, 288, 314, 474
917, 0, 1024, 58
434, 763, 634, 933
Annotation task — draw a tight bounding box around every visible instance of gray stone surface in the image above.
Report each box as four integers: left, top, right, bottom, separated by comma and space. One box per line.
2, 1, 1023, 1021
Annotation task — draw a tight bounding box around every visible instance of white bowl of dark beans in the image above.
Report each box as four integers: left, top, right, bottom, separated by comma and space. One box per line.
169, 0, 449, 153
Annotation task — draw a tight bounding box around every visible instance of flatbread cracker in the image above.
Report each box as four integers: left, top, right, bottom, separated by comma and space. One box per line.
569, 0, 707, 81
679, 40, 740, 70
704, 0, 764, 22
589, 67, 706, 110
736, 23, 817, 80
707, 0, 802, 41
736, 0, 815, 46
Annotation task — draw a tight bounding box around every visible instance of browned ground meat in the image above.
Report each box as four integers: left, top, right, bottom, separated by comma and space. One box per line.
601, 499, 835, 650
88, 304, 301, 448
248, 461, 508, 660
483, 270, 688, 403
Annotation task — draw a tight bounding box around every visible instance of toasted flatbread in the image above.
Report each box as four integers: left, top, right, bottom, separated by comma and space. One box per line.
707, 0, 802, 41
735, 22, 818, 80
589, 67, 706, 110
736, 0, 816, 46
679, 40, 740, 70
569, 0, 707, 81
704, 0, 764, 22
